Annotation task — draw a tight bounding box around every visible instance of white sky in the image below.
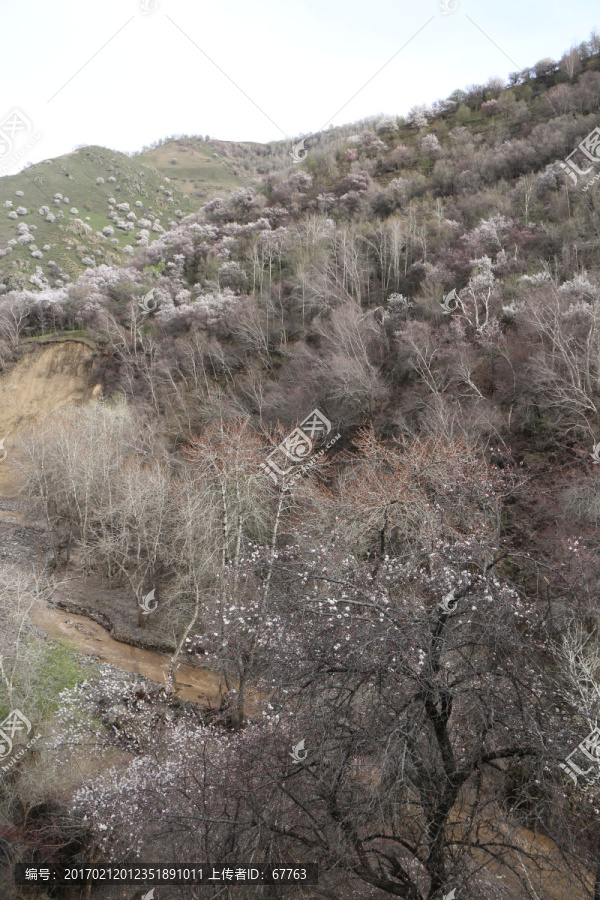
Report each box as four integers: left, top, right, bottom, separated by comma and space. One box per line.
0, 0, 598, 174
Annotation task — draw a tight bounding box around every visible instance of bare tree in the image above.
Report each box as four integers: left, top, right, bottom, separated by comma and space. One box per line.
0, 297, 29, 350
16, 402, 138, 570
71, 434, 587, 899
522, 286, 600, 439
184, 417, 288, 725
0, 563, 55, 713
91, 457, 176, 628
316, 303, 389, 417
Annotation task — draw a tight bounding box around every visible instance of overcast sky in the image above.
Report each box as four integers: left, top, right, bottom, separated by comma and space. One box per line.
0, 0, 598, 174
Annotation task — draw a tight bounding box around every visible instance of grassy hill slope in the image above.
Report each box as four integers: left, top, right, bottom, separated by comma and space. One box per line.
0, 145, 196, 291
137, 137, 247, 204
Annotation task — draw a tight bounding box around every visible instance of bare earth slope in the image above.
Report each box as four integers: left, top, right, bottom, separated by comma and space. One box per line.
0, 340, 100, 493
0, 341, 224, 706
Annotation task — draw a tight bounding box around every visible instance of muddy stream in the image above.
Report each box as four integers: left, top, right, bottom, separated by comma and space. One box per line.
2, 492, 225, 706
0, 342, 592, 898
29, 604, 225, 706
0, 342, 229, 707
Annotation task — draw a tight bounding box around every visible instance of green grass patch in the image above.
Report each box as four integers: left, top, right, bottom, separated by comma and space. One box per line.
0, 144, 197, 291
0, 642, 90, 726
21, 328, 92, 343
31, 642, 90, 719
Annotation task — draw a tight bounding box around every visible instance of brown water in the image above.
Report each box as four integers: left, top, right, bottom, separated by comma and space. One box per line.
0, 343, 589, 898
0, 341, 226, 707
29, 604, 225, 706
0, 472, 225, 708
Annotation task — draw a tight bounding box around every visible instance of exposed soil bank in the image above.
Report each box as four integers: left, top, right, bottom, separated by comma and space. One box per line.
0, 341, 227, 707
0, 340, 101, 493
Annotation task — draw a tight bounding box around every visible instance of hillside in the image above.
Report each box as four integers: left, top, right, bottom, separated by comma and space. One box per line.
0, 145, 197, 291
138, 136, 256, 202
2, 28, 600, 900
